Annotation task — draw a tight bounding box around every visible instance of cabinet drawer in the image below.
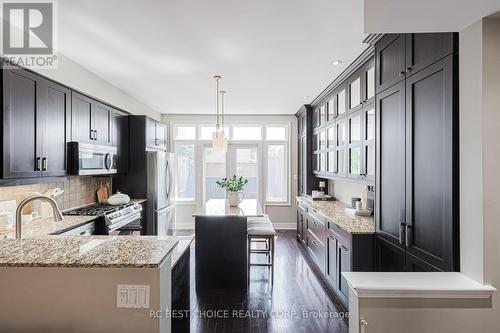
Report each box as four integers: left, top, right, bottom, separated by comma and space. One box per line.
297, 200, 308, 211
307, 213, 326, 244
307, 230, 325, 272
327, 220, 351, 249
308, 206, 325, 223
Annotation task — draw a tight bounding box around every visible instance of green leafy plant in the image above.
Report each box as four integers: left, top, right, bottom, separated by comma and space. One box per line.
216, 175, 248, 192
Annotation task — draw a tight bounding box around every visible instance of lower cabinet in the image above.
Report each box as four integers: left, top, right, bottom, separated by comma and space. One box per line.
374, 235, 440, 272
297, 200, 373, 309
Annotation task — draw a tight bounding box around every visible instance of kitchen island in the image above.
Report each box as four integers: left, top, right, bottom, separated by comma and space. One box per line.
193, 199, 264, 290
0, 235, 179, 333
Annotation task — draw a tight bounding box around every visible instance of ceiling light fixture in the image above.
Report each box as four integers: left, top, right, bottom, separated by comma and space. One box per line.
332, 60, 342, 66
212, 75, 226, 152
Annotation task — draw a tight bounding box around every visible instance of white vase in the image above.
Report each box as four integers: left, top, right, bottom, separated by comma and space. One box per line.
227, 191, 244, 206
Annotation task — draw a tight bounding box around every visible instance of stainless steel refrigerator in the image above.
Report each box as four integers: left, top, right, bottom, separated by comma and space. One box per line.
146, 151, 176, 236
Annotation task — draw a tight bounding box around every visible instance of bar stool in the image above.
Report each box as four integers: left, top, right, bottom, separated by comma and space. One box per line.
247, 216, 276, 284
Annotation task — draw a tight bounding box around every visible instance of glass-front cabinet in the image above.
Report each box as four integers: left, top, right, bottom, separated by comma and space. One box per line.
308, 56, 375, 184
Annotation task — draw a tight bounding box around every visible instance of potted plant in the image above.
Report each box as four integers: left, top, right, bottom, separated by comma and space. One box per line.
216, 175, 249, 206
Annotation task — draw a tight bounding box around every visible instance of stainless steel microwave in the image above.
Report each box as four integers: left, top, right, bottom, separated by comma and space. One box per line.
67, 142, 117, 175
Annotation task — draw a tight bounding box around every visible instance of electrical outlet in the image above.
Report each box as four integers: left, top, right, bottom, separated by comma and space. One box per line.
117, 284, 150, 308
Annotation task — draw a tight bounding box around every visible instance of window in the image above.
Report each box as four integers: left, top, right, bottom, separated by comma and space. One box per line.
232, 126, 262, 140
174, 143, 195, 200
200, 126, 229, 140
266, 126, 287, 141
174, 125, 196, 140
203, 146, 226, 200
266, 144, 287, 202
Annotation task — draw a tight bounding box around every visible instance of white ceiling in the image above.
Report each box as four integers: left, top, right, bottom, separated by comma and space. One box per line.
364, 0, 500, 33
57, 0, 368, 115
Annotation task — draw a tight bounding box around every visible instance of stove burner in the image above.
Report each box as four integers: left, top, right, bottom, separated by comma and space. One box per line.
63, 204, 132, 216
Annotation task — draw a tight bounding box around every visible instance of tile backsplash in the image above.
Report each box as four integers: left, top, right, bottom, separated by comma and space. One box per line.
0, 176, 112, 211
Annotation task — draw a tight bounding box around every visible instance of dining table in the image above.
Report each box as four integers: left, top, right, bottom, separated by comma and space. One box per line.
193, 199, 264, 290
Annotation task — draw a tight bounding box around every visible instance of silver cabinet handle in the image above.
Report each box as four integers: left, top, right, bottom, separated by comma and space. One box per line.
42, 157, 47, 171
36, 157, 41, 171
94, 130, 98, 141
399, 222, 405, 245
311, 239, 317, 245
90, 129, 94, 140
406, 224, 413, 247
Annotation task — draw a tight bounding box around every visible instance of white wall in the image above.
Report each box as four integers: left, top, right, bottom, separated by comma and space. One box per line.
162, 114, 298, 230
33, 53, 161, 120
328, 180, 366, 205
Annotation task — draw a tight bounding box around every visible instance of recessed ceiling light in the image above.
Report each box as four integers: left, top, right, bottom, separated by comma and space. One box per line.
332, 60, 342, 66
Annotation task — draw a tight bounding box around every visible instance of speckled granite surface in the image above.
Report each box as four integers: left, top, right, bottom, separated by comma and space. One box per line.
0, 235, 178, 268
170, 234, 194, 267
0, 215, 98, 239
297, 196, 375, 234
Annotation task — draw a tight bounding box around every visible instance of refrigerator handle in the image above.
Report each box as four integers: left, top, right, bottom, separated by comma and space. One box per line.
166, 158, 173, 200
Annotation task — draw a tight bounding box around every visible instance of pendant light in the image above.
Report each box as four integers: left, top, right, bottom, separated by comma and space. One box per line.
219, 90, 228, 152
212, 75, 226, 151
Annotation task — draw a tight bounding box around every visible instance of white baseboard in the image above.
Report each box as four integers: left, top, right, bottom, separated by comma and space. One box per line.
174, 221, 296, 230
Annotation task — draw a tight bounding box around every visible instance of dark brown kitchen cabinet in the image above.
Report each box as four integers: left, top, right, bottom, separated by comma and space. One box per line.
338, 241, 351, 300
2, 68, 69, 179
374, 235, 406, 272
376, 33, 457, 94
71, 92, 111, 145
296, 105, 315, 196
405, 33, 456, 77
347, 70, 363, 113
404, 56, 456, 271
375, 34, 458, 272
375, 80, 406, 248
326, 235, 338, 287
146, 118, 167, 150
296, 207, 306, 244
362, 58, 375, 105
111, 110, 129, 173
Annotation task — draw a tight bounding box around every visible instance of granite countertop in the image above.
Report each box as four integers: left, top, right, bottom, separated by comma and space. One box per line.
170, 234, 194, 267
0, 215, 98, 239
0, 235, 178, 268
193, 199, 264, 217
297, 196, 375, 234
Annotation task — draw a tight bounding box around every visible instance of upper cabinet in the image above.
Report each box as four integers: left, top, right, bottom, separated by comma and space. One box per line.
307, 55, 375, 184
71, 92, 111, 145
376, 33, 457, 94
111, 110, 129, 173
147, 118, 167, 150
2, 68, 70, 179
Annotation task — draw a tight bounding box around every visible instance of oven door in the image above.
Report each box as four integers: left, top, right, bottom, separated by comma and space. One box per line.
108, 213, 142, 235
157, 204, 176, 236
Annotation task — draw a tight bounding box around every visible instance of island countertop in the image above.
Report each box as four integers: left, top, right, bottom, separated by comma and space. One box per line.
193, 199, 264, 217
0, 235, 178, 268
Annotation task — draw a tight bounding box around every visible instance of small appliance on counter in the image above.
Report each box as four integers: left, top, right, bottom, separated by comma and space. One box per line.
310, 190, 335, 201
107, 191, 130, 206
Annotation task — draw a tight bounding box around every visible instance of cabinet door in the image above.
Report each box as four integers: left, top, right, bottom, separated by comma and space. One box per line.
406, 252, 441, 272
146, 118, 157, 148
348, 111, 362, 179
298, 136, 304, 194
338, 241, 351, 300
348, 70, 363, 113
362, 58, 375, 105
93, 102, 111, 145
375, 34, 406, 93
362, 103, 375, 181
155, 122, 167, 148
2, 69, 40, 178
326, 235, 338, 288
335, 118, 347, 176
374, 235, 406, 272
111, 110, 129, 173
405, 56, 455, 272
71, 92, 93, 143
375, 81, 406, 247
40, 80, 70, 177
405, 33, 455, 76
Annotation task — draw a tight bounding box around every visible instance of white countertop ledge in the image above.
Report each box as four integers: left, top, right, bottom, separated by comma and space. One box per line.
342, 272, 496, 299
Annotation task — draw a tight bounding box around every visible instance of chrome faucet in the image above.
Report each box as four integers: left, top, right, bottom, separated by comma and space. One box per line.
15, 194, 64, 239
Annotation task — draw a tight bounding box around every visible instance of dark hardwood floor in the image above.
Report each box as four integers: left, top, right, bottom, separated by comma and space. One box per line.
187, 230, 349, 333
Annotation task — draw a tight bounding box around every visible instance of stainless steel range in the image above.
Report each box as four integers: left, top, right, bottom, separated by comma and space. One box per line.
63, 203, 143, 234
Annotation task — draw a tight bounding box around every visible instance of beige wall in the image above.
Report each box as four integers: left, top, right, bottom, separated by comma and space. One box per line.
0, 176, 111, 212
162, 114, 298, 229
33, 53, 161, 120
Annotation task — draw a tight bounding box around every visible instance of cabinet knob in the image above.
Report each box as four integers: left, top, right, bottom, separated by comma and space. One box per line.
406, 67, 412, 72
399, 71, 406, 77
